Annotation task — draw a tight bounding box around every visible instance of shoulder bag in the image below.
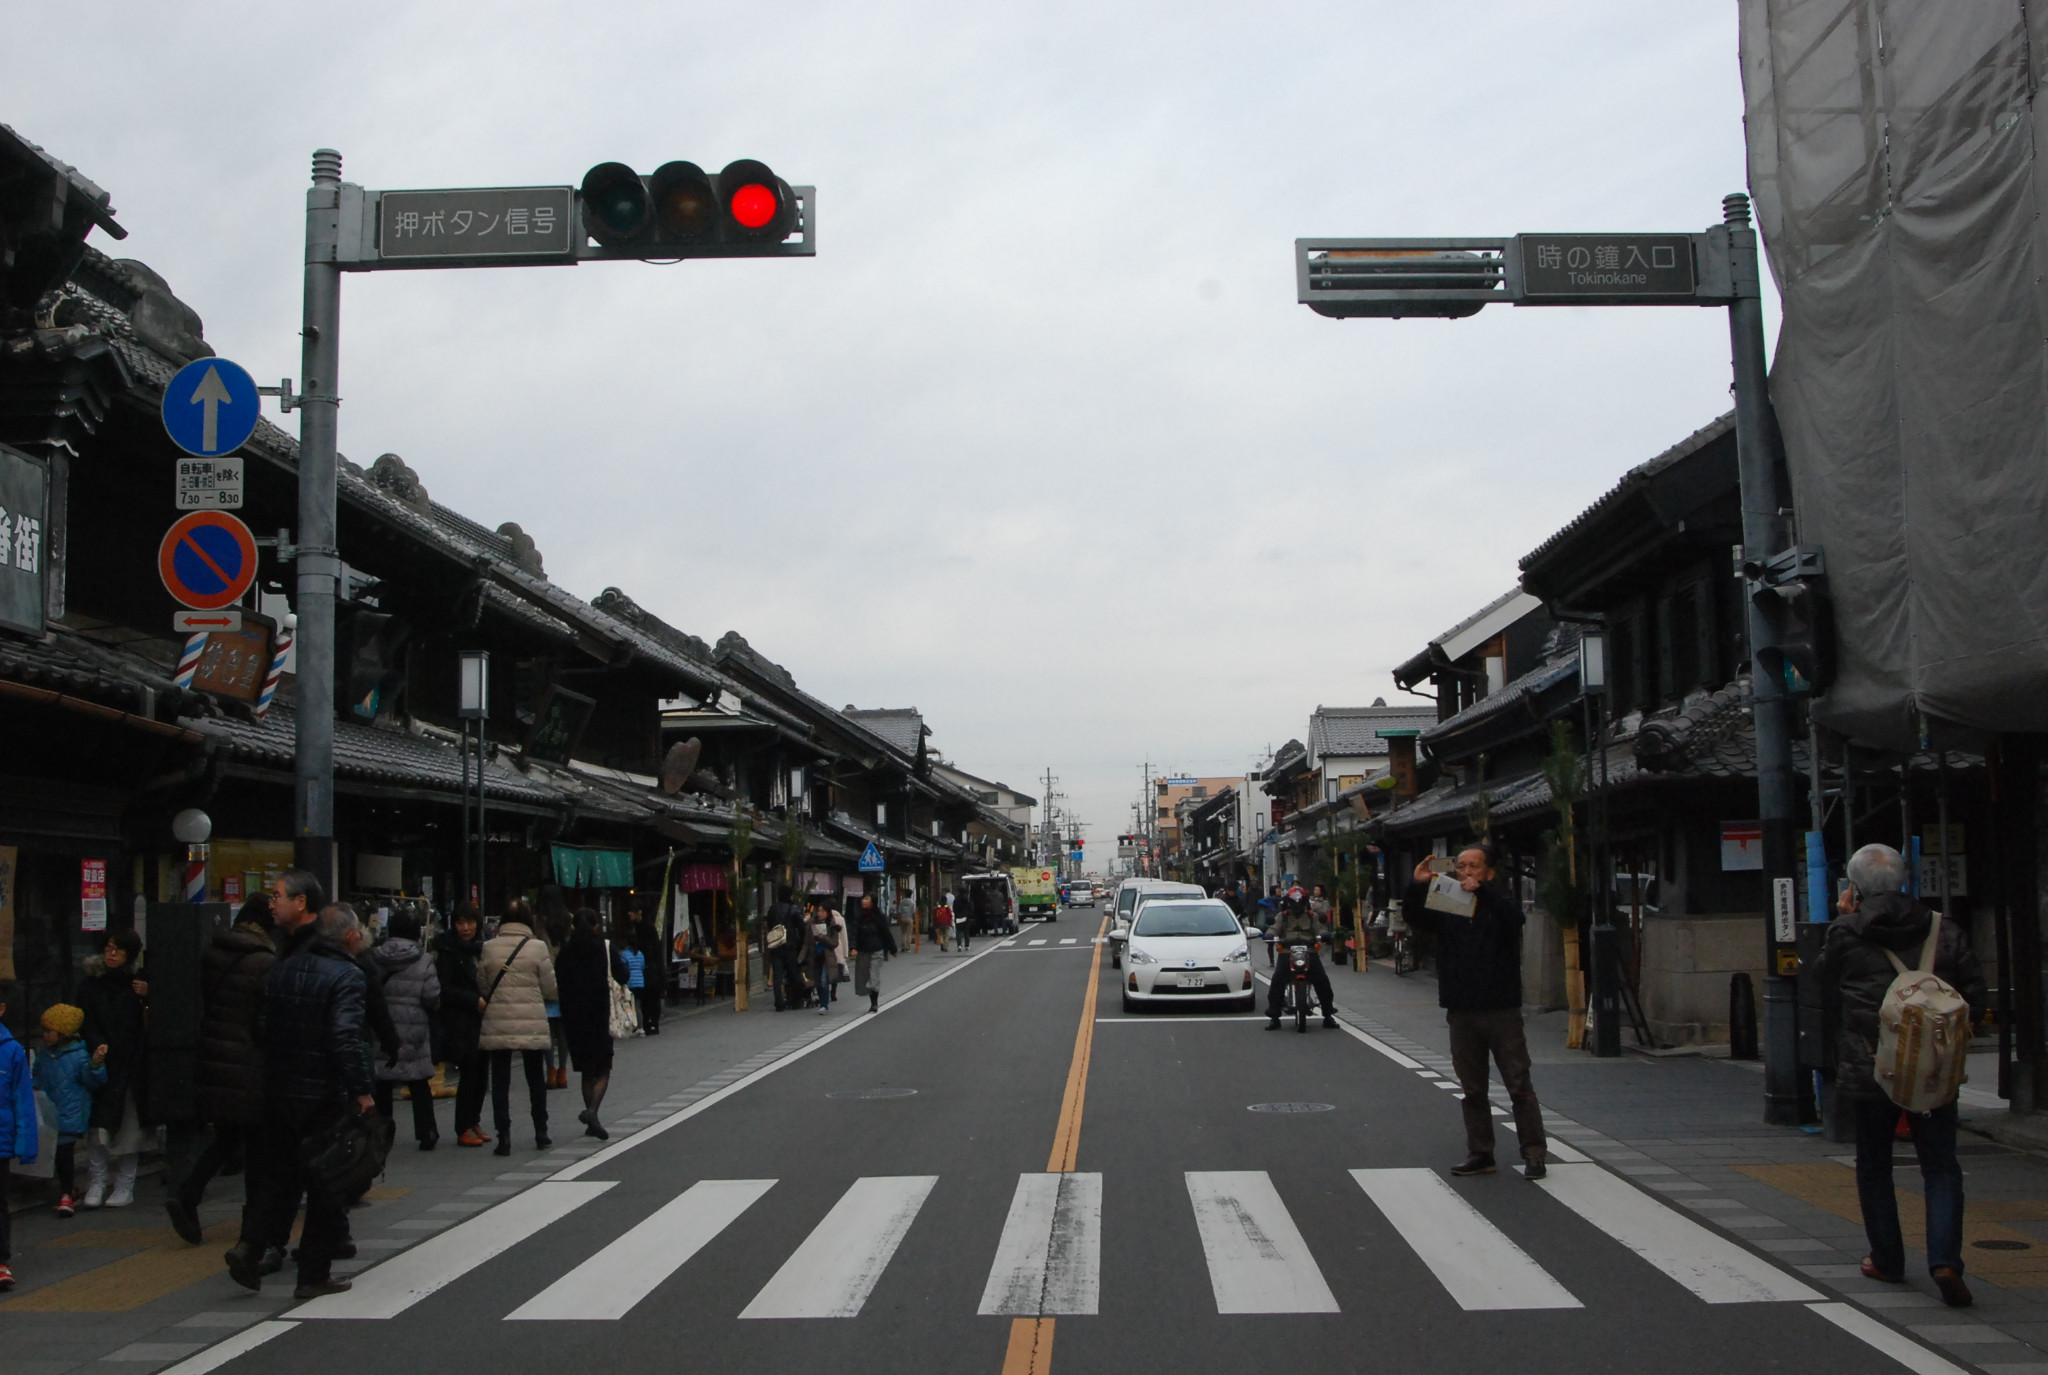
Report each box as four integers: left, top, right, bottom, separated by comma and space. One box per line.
481, 936, 533, 1006
605, 941, 640, 1039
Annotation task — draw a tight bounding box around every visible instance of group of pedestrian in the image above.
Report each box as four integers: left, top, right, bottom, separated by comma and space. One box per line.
0, 871, 657, 1301
763, 888, 901, 1015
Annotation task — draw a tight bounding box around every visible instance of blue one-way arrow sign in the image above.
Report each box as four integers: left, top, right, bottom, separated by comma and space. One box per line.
162, 358, 261, 458
858, 841, 885, 873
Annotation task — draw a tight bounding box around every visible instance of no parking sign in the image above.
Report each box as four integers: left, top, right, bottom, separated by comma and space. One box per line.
159, 510, 257, 610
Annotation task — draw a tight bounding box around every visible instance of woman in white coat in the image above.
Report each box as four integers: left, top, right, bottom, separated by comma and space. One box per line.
477, 898, 559, 1156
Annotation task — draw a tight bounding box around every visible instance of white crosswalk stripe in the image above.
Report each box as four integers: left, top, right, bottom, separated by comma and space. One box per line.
507, 1179, 776, 1320
1537, 1164, 1818, 1303
294, 1181, 616, 1320
978, 1173, 1102, 1316
1184, 1171, 1340, 1314
1351, 1168, 1580, 1311
740, 1176, 939, 1319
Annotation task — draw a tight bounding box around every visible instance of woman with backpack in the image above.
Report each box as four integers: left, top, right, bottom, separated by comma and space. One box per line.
1819, 842, 1987, 1308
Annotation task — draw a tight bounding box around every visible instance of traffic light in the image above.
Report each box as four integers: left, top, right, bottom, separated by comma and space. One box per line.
1756, 579, 1835, 696
335, 605, 410, 721
579, 159, 801, 257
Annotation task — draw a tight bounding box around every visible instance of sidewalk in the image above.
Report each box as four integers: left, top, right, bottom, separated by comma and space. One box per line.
0, 941, 976, 1374
1333, 954, 2048, 1373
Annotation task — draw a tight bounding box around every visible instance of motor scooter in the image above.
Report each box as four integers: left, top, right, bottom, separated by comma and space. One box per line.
1279, 939, 1316, 1033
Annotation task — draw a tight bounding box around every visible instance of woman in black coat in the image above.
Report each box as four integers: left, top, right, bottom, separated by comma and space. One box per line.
432, 904, 489, 1147
554, 907, 627, 1140
78, 927, 150, 1208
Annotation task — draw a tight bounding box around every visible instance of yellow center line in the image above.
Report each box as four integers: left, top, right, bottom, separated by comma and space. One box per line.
1004, 911, 1110, 1375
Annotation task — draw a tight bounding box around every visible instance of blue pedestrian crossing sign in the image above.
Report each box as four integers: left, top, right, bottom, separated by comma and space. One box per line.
859, 841, 885, 873
161, 357, 261, 458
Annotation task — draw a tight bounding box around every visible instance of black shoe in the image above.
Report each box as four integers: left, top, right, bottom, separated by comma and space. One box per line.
166, 1197, 203, 1245
1322, 1015, 1337, 1029
1522, 1155, 1547, 1180
259, 1246, 286, 1276
579, 1110, 610, 1141
1933, 1268, 1974, 1308
1450, 1154, 1496, 1177
493, 1139, 512, 1157
535, 1132, 552, 1150
1265, 1017, 1281, 1030
293, 1278, 352, 1300
418, 1136, 438, 1152
224, 1242, 262, 1291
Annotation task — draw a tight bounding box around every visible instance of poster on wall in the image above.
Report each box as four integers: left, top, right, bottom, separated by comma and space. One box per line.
81, 858, 108, 932
0, 844, 15, 979
1720, 821, 1763, 872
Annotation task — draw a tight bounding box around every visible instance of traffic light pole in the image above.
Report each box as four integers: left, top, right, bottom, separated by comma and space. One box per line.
294, 149, 343, 895
1724, 193, 1806, 1125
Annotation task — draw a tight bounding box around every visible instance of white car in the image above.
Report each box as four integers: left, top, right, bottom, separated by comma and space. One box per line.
1109, 879, 1207, 969
1120, 899, 1257, 1013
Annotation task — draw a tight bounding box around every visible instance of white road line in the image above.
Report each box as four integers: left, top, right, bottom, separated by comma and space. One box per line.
1185, 1171, 1339, 1314
506, 1179, 776, 1320
155, 1321, 297, 1375
1328, 1017, 1425, 1069
740, 1176, 939, 1319
1537, 1164, 1818, 1303
1805, 1302, 1970, 1374
1059, 938, 1078, 945
978, 1173, 1103, 1316
552, 936, 1011, 1181
1544, 1139, 1590, 1164
1029, 939, 1049, 946
293, 1181, 616, 1319
1350, 1168, 1580, 1311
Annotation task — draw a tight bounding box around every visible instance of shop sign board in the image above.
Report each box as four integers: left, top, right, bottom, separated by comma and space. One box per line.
0, 444, 48, 637
81, 858, 108, 933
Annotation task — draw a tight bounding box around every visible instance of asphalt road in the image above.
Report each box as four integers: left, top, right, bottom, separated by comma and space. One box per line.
164, 914, 1955, 1375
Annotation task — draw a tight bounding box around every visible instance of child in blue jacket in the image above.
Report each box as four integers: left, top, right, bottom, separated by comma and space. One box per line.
32, 1003, 104, 1221
0, 981, 38, 1291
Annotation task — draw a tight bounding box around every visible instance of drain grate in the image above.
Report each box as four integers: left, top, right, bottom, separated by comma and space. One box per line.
1973, 1238, 2032, 1250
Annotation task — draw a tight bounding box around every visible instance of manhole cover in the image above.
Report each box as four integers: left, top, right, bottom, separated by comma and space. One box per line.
826, 1088, 919, 1100
1974, 1238, 2032, 1251
1247, 1102, 1336, 1114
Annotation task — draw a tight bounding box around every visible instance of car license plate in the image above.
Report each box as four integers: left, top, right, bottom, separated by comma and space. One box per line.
1177, 974, 1207, 988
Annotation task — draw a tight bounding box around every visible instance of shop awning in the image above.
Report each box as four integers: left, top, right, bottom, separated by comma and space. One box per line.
550, 844, 635, 888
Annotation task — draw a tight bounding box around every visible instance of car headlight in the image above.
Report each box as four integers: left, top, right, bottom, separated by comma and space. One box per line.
1223, 946, 1250, 963
1127, 947, 1158, 965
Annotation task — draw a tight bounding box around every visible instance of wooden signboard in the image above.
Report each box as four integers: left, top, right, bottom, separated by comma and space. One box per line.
191, 613, 274, 703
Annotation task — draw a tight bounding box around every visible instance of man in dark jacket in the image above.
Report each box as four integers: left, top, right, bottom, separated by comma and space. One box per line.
1403, 847, 1547, 1179
766, 889, 808, 1011
850, 894, 899, 1014
1819, 842, 1986, 1308
167, 897, 277, 1252
227, 874, 373, 1299
1264, 886, 1336, 1029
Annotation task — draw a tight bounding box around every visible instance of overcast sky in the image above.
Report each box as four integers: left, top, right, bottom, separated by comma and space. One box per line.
17, 1, 1771, 858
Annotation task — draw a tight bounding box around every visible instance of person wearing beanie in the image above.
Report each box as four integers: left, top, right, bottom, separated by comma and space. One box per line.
0, 981, 38, 1290
32, 1002, 105, 1220
166, 894, 279, 1256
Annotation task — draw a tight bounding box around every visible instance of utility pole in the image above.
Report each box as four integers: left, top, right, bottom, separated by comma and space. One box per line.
294, 151, 343, 893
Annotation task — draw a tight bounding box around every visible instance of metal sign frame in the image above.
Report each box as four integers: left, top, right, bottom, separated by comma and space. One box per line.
334, 183, 818, 271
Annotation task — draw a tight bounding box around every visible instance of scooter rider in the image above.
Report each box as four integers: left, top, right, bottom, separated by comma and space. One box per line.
1265, 885, 1336, 1029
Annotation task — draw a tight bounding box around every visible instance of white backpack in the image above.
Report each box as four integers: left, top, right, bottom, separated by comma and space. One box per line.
1873, 919, 1972, 1112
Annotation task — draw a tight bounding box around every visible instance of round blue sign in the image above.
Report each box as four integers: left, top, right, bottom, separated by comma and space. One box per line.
160, 357, 261, 458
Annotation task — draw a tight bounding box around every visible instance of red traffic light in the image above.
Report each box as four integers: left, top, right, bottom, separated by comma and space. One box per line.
716, 160, 795, 241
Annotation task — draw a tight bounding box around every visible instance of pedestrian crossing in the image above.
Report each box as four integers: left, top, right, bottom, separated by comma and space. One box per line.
292, 1162, 1821, 1325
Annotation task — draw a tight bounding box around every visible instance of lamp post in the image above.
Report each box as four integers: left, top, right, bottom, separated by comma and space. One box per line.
1577, 631, 1618, 1056
458, 650, 489, 913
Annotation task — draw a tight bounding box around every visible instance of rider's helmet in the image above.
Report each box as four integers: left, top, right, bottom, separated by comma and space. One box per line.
1285, 884, 1306, 903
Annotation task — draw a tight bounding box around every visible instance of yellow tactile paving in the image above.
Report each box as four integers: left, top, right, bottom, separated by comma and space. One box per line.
1737, 1161, 2048, 1286
10, 1218, 241, 1311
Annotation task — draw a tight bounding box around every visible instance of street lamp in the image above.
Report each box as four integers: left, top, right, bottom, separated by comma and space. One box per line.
458, 650, 489, 912
1578, 630, 1607, 694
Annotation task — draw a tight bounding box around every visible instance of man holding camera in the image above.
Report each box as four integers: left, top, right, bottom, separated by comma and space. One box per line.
1403, 846, 1547, 1179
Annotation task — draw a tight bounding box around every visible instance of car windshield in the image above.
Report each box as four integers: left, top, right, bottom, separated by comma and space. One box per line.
1132, 903, 1241, 937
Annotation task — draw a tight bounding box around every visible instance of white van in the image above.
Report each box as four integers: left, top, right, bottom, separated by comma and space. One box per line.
1108, 879, 1208, 969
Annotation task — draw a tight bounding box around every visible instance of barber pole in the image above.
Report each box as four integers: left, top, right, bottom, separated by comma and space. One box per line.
256, 613, 295, 718
173, 631, 207, 689
183, 843, 209, 902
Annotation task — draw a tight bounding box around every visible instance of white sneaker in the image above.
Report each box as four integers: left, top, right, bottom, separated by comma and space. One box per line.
81, 1180, 107, 1210
105, 1183, 134, 1208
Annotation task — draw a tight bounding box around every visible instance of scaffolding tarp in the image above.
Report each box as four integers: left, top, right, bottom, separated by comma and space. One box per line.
1740, 0, 2048, 748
